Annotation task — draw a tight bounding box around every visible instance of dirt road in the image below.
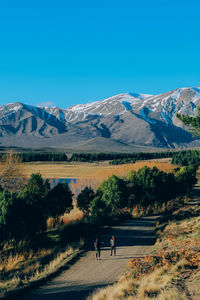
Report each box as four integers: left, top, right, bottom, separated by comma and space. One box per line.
19, 217, 157, 300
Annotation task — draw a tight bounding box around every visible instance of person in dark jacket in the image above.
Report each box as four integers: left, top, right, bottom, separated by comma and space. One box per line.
94, 237, 102, 260
110, 235, 116, 256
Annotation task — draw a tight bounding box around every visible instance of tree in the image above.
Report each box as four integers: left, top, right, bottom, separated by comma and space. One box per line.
126, 170, 142, 207
127, 166, 181, 207
47, 182, 73, 224
177, 107, 200, 136
77, 186, 95, 215
174, 165, 197, 196
90, 191, 107, 218
91, 175, 127, 217
0, 150, 27, 193
18, 173, 50, 238
0, 189, 15, 242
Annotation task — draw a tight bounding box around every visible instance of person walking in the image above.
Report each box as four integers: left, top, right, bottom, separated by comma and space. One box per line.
110, 235, 116, 256
94, 237, 102, 260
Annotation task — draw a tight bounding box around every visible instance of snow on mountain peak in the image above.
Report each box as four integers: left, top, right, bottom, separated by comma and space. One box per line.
1, 87, 200, 127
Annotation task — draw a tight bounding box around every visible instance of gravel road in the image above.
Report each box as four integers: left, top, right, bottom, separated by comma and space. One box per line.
19, 216, 158, 300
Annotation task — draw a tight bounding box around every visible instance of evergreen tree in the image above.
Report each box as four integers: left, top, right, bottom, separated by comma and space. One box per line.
177, 107, 200, 136
77, 186, 95, 215
47, 182, 73, 223
18, 173, 50, 238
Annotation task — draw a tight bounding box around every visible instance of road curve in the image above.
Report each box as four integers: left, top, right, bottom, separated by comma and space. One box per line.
19, 216, 158, 300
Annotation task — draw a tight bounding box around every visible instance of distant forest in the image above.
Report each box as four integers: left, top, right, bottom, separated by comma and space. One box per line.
70, 151, 173, 163
171, 150, 200, 166
0, 150, 199, 166
0, 152, 68, 162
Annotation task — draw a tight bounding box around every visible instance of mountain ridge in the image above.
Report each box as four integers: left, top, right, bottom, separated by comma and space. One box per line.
0, 87, 200, 151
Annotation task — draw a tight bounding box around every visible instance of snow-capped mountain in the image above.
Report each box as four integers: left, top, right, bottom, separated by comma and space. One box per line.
0, 87, 200, 151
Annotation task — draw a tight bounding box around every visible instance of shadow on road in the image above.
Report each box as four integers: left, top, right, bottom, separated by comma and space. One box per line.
17, 283, 109, 300
86, 218, 157, 251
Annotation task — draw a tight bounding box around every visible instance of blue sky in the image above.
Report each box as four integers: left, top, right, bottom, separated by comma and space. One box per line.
0, 0, 199, 107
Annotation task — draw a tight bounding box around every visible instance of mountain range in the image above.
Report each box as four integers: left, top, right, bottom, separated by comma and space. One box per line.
1, 87, 200, 152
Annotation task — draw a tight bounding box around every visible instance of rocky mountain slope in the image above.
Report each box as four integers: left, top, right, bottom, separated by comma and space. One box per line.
0, 87, 200, 151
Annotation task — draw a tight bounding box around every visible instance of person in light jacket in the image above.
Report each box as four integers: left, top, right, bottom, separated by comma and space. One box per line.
110, 235, 116, 256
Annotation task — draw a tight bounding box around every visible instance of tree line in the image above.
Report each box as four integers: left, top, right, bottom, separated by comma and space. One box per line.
109, 158, 137, 165
0, 174, 73, 245
0, 152, 68, 162
71, 151, 173, 162
0, 150, 200, 165
171, 150, 200, 166
76, 165, 197, 220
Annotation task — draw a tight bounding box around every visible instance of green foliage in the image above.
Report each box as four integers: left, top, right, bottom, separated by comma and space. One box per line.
77, 186, 95, 215
177, 107, 200, 136
174, 165, 197, 196
91, 175, 127, 217
171, 150, 200, 166
109, 158, 136, 165
127, 167, 176, 207
0, 152, 68, 162
47, 182, 73, 219
0, 173, 75, 244
0, 190, 27, 243
71, 151, 173, 162
90, 165, 197, 220
90, 192, 107, 218
0, 190, 15, 241
18, 173, 50, 238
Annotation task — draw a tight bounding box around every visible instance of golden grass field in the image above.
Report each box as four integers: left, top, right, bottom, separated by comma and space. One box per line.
16, 158, 175, 179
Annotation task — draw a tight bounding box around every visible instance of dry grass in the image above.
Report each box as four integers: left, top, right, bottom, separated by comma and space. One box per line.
0, 240, 83, 296
88, 262, 188, 300
0, 248, 53, 273
62, 206, 84, 224
2, 159, 175, 180
154, 211, 200, 252
27, 243, 81, 282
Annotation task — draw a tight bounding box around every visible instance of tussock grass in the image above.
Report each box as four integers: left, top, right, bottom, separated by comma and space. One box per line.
47, 205, 84, 228
0, 240, 83, 296
88, 262, 188, 300
27, 243, 80, 282
62, 205, 84, 224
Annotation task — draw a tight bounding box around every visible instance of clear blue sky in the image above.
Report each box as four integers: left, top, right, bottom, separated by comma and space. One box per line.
0, 0, 199, 108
